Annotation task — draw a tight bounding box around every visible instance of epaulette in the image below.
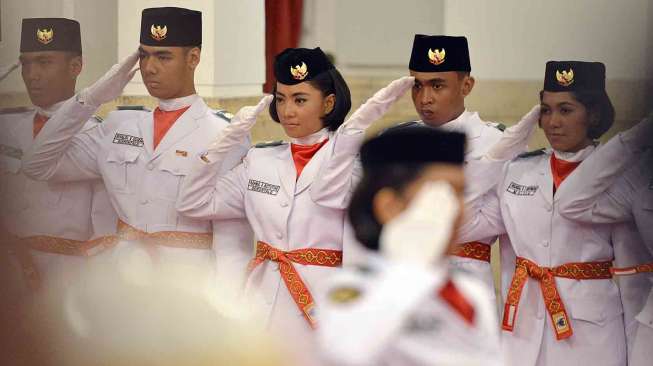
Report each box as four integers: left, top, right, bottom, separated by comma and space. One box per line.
254, 140, 286, 148
489, 122, 506, 132
379, 120, 421, 135
92, 115, 103, 123
116, 105, 150, 112
214, 109, 234, 122
0, 106, 33, 115
516, 148, 546, 159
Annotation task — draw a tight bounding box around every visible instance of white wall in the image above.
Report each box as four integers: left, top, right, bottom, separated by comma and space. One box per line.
301, 0, 444, 75
0, 0, 118, 94
0, 0, 265, 98
444, 0, 653, 80
119, 0, 265, 97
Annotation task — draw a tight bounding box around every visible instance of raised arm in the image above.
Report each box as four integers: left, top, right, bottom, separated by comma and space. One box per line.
21, 52, 139, 182
310, 76, 415, 209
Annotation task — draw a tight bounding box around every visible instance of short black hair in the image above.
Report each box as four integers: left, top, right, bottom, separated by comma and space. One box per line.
347, 164, 425, 251
539, 89, 615, 139
269, 68, 352, 131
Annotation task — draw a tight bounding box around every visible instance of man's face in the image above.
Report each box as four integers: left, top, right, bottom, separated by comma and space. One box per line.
410, 70, 471, 127
20, 51, 81, 108
138, 45, 197, 99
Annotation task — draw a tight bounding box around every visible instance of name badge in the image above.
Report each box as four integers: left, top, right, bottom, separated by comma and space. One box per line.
113, 133, 144, 147
248, 179, 280, 196
506, 181, 538, 196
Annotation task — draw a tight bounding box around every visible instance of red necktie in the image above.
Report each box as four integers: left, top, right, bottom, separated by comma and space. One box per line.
438, 279, 475, 325
550, 154, 581, 191
290, 139, 329, 179
33, 114, 49, 137
153, 106, 190, 149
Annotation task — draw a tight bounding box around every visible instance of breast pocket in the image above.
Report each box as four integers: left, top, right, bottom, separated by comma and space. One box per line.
104, 149, 141, 194
154, 153, 191, 202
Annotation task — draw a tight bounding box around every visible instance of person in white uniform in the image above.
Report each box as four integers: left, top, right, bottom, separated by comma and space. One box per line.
19, 7, 251, 295
458, 61, 627, 366
403, 34, 511, 293
318, 126, 501, 366
553, 115, 653, 366
176, 47, 413, 341
0, 18, 116, 295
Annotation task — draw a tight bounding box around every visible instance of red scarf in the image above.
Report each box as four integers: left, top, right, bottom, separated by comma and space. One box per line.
33, 114, 49, 137
550, 154, 581, 191
153, 106, 190, 148
439, 279, 475, 325
290, 139, 329, 179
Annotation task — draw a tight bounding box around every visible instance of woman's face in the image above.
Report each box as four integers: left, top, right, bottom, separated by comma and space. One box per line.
275, 81, 334, 139
540, 91, 593, 152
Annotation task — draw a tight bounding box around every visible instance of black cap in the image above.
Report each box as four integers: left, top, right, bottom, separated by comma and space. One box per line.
140, 7, 202, 47
20, 18, 81, 53
543, 61, 606, 92
409, 35, 471, 73
274, 47, 334, 85
361, 125, 466, 168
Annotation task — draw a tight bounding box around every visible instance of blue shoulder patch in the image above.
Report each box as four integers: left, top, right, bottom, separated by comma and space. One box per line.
214, 109, 234, 122
517, 148, 546, 159
0, 106, 33, 115
255, 140, 286, 148
116, 105, 151, 112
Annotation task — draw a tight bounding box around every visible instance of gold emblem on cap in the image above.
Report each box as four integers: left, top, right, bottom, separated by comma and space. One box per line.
428, 48, 446, 65
290, 62, 308, 80
36, 28, 54, 45
150, 25, 168, 41
556, 68, 574, 87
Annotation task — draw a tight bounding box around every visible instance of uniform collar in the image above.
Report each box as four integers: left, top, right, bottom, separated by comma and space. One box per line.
157, 94, 200, 112
552, 143, 597, 162
34, 99, 67, 118
290, 127, 330, 145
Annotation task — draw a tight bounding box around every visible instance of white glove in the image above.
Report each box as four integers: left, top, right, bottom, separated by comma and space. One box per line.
0, 60, 20, 82
342, 76, 414, 131
380, 181, 460, 267
79, 51, 140, 107
483, 104, 540, 161
206, 95, 273, 154
620, 112, 653, 152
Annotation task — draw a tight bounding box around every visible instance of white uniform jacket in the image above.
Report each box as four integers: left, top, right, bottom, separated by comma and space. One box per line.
556, 140, 653, 366
0, 107, 117, 289
317, 254, 501, 366
20, 97, 251, 276
458, 148, 626, 366
176, 127, 366, 338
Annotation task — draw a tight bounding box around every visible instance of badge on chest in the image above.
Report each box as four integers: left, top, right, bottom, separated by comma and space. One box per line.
112, 133, 144, 147
248, 179, 280, 196
506, 181, 538, 196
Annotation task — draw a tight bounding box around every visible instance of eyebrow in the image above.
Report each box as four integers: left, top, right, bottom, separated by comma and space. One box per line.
275, 91, 310, 97
415, 78, 447, 84
138, 47, 173, 57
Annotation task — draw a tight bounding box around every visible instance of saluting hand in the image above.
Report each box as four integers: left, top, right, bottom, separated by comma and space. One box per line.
79, 50, 140, 107
343, 76, 415, 131
0, 60, 20, 83
380, 181, 460, 267
484, 104, 541, 161
207, 94, 273, 153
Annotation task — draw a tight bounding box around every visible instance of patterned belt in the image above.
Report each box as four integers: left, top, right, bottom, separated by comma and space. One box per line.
247, 241, 343, 329
610, 263, 653, 276
116, 220, 212, 249
450, 241, 491, 263
502, 256, 613, 340
2, 233, 117, 290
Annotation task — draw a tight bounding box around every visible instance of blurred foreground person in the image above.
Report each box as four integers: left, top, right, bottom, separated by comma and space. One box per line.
318, 127, 501, 366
